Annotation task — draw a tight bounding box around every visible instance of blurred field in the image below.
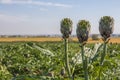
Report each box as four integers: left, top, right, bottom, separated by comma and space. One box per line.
0, 37, 120, 43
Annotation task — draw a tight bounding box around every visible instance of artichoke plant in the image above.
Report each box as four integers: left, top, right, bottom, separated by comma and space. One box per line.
60, 18, 73, 80
76, 20, 91, 44
98, 16, 114, 80
76, 20, 91, 80
99, 16, 114, 41
60, 18, 73, 39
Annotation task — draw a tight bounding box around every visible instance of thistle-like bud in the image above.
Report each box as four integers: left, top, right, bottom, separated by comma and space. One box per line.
60, 67, 66, 76
47, 71, 54, 77
76, 20, 91, 43
99, 16, 114, 41
60, 18, 73, 38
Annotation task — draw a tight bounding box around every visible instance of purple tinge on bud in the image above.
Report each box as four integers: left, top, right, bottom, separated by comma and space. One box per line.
60, 18, 73, 38
76, 20, 91, 43
99, 16, 114, 41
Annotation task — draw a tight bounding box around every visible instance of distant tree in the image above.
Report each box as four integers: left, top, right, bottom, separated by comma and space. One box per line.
92, 34, 99, 40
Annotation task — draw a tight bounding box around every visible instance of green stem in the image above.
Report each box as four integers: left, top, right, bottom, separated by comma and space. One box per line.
100, 42, 107, 65
81, 45, 89, 80
98, 66, 102, 80
98, 41, 107, 80
64, 38, 72, 80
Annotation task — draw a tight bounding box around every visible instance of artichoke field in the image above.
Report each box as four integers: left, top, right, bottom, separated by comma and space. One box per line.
0, 16, 120, 80
0, 42, 120, 80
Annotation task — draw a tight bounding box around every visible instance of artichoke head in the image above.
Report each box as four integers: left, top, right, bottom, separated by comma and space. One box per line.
76, 20, 91, 43
99, 16, 114, 41
60, 18, 73, 38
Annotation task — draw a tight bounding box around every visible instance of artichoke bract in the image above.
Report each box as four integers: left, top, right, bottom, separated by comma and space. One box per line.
99, 16, 114, 41
60, 18, 73, 38
76, 20, 91, 43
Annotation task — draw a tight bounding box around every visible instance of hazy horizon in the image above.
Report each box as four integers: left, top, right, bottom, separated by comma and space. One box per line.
0, 0, 120, 35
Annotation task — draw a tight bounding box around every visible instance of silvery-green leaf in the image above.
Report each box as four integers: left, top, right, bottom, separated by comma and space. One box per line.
33, 45, 54, 57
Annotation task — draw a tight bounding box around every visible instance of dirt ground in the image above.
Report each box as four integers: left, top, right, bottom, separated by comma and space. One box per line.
0, 37, 119, 43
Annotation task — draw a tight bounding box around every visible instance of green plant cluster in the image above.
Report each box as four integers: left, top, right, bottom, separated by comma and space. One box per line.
0, 42, 120, 80
60, 16, 115, 80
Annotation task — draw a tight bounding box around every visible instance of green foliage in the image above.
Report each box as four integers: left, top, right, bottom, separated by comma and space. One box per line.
0, 42, 120, 79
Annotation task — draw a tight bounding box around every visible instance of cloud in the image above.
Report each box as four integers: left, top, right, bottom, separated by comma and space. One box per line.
0, 14, 29, 23
0, 0, 72, 8
0, 0, 12, 3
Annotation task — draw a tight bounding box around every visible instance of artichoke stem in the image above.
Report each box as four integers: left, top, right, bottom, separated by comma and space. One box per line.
81, 45, 89, 80
100, 41, 107, 65
98, 41, 107, 80
64, 38, 72, 80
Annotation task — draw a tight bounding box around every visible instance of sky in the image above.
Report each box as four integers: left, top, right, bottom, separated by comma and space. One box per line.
0, 0, 120, 35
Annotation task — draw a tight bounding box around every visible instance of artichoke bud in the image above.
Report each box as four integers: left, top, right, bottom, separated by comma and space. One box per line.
99, 16, 114, 41
60, 18, 73, 38
60, 67, 65, 76
76, 20, 91, 43
47, 71, 54, 77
